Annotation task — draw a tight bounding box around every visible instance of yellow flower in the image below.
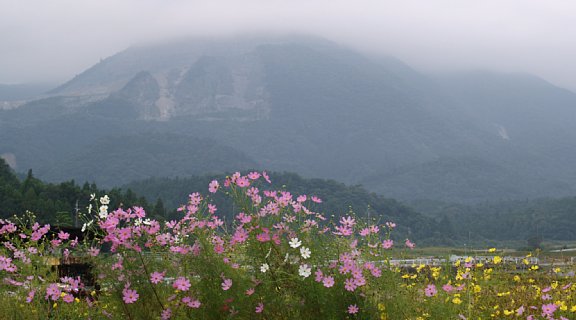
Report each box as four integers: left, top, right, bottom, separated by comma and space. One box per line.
554, 300, 567, 311
489, 248, 496, 253
551, 281, 558, 289
570, 305, 576, 312
530, 265, 539, 271
474, 284, 482, 293
452, 297, 462, 305
513, 275, 521, 282
503, 309, 513, 315
493, 256, 502, 264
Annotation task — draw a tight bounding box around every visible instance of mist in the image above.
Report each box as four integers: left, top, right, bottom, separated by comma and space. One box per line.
1, 0, 576, 91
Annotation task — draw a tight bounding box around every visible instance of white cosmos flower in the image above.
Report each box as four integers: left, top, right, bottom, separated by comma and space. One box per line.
98, 205, 108, 219
81, 220, 94, 232
298, 264, 311, 278
300, 247, 311, 259
260, 263, 269, 273
99, 195, 110, 205
289, 237, 302, 248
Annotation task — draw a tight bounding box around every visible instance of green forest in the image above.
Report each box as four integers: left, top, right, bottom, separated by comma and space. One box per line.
2, 157, 576, 247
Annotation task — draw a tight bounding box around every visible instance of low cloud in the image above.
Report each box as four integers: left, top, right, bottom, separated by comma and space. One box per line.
1, 0, 575, 91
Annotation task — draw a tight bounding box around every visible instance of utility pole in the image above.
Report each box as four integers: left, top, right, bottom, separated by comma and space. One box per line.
74, 200, 79, 228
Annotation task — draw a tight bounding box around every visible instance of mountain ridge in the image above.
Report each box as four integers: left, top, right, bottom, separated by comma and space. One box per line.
2, 34, 576, 203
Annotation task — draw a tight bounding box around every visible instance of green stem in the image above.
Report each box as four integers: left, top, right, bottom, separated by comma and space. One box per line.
137, 250, 166, 310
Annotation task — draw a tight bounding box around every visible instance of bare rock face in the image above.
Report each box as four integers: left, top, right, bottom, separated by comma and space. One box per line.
172, 54, 270, 120
45, 37, 276, 121
97, 54, 270, 121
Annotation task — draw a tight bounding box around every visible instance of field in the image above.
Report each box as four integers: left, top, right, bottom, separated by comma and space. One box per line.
1, 171, 575, 319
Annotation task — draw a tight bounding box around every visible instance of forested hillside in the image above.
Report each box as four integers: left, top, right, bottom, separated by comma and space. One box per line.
0, 158, 162, 224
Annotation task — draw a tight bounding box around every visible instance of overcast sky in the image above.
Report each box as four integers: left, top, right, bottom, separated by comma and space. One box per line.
1, 0, 576, 91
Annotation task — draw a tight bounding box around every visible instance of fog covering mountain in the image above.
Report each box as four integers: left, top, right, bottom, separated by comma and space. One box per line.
1, 35, 576, 203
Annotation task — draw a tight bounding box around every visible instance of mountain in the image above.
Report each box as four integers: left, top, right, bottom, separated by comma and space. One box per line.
0, 83, 55, 109
409, 195, 576, 243
2, 35, 576, 202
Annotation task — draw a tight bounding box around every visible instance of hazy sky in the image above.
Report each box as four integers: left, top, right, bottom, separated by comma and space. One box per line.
2, 0, 576, 91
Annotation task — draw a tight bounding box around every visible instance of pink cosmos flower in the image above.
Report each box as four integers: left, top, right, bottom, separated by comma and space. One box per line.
541, 303, 558, 317
333, 225, 353, 236
231, 228, 249, 245
189, 299, 201, 308
236, 176, 250, 187
348, 304, 359, 314
322, 276, 335, 288
245, 288, 255, 296
45, 283, 61, 301
315, 269, 324, 282
255, 302, 264, 313
339, 216, 356, 227
26, 290, 35, 303
182, 296, 201, 308
208, 180, 220, 193
88, 247, 100, 257
221, 278, 233, 291
345, 278, 357, 291
150, 271, 165, 284
62, 293, 74, 303
425, 284, 438, 297
248, 172, 261, 180
173, 277, 191, 291
516, 305, 525, 316
405, 239, 415, 249
383, 239, 394, 249
236, 212, 252, 224
161, 308, 172, 320
311, 196, 322, 203
58, 231, 70, 240
256, 232, 270, 242
122, 288, 139, 304
262, 171, 271, 183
